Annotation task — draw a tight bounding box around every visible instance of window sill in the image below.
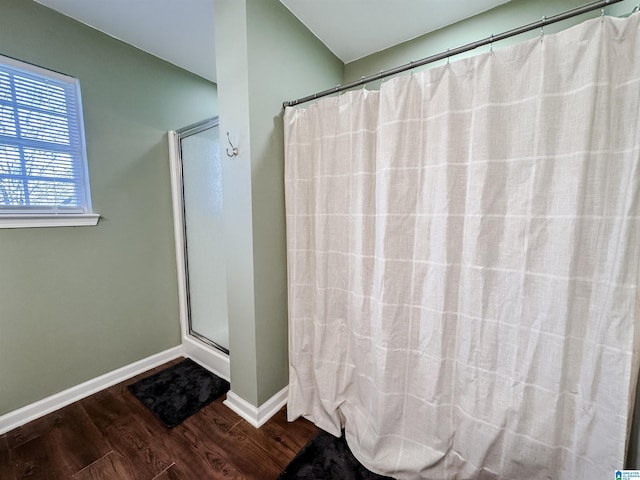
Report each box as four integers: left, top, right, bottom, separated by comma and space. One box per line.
0, 213, 100, 229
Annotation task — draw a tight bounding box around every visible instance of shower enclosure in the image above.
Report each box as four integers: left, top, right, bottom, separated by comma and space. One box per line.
169, 118, 229, 359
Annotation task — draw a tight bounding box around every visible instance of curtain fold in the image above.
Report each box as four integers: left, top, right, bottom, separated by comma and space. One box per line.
284, 13, 640, 479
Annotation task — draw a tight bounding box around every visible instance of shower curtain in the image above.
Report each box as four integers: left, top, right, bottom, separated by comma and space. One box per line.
284, 13, 640, 480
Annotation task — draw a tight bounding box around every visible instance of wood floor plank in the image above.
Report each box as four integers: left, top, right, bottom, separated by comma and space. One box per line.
92, 412, 173, 478
80, 386, 131, 429
4, 413, 51, 450
9, 401, 112, 478
228, 408, 318, 472
47, 402, 112, 476
168, 419, 245, 479
114, 379, 246, 478
230, 421, 294, 472
193, 412, 285, 479
72, 451, 134, 480
229, 418, 299, 471
260, 407, 318, 453
0, 434, 16, 480
111, 380, 167, 430
115, 366, 252, 478
152, 463, 194, 480
80, 388, 173, 478
0, 360, 318, 480
205, 396, 244, 432
182, 396, 240, 435
11, 434, 63, 480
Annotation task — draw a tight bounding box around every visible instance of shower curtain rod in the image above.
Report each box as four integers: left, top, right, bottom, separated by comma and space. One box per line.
283, 0, 625, 108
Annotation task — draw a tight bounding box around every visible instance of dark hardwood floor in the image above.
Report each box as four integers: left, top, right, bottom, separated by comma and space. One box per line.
0, 358, 318, 479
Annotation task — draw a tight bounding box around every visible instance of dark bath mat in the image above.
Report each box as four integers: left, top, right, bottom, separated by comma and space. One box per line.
279, 429, 395, 480
127, 358, 229, 428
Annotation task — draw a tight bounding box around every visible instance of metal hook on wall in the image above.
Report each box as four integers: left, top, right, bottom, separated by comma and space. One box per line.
226, 132, 238, 157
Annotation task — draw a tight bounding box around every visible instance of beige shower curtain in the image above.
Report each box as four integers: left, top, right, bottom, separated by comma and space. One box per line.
284, 13, 640, 479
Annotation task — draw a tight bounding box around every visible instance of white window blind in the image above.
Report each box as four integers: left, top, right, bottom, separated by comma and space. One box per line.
0, 55, 93, 216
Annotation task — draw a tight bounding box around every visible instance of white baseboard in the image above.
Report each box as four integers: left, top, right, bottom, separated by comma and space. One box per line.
224, 385, 288, 429
0, 346, 183, 435
0, 337, 260, 436
182, 336, 230, 381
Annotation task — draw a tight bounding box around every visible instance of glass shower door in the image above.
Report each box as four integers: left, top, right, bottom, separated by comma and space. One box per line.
178, 118, 229, 353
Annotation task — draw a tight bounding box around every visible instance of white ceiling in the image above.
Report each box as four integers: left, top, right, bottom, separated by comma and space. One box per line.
33, 0, 512, 83
34, 0, 217, 82
279, 0, 512, 64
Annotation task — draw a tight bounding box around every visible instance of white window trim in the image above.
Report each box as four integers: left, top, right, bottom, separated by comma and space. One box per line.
0, 55, 100, 229
0, 213, 99, 229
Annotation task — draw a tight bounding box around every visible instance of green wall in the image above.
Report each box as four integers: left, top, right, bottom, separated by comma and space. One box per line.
0, 0, 217, 415
345, 0, 638, 84
213, 0, 343, 406
246, 0, 344, 405
213, 0, 258, 406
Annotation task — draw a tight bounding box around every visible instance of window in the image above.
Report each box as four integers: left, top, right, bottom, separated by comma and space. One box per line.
0, 55, 98, 228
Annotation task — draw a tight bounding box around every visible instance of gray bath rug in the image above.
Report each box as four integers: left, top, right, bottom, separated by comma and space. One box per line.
279, 429, 395, 479
127, 358, 229, 428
